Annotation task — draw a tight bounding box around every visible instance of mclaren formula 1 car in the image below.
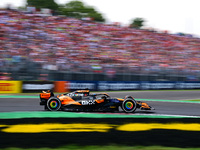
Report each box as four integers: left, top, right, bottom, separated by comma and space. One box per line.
40, 90, 154, 113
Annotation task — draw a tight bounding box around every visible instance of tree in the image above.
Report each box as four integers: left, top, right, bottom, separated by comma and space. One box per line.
59, 0, 105, 22
130, 18, 145, 29
27, 0, 59, 10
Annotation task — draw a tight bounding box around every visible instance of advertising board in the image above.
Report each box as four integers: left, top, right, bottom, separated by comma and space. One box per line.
54, 81, 69, 93
0, 81, 22, 93
23, 81, 54, 93
68, 81, 97, 91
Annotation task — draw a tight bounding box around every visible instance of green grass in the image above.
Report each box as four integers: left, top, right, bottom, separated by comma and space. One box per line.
1, 145, 200, 150
187, 99, 200, 102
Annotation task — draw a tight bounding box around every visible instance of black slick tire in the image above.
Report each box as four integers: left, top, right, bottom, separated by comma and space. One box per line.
122, 98, 137, 113
47, 97, 61, 111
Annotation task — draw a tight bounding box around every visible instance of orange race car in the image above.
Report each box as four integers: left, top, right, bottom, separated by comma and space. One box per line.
40, 90, 154, 113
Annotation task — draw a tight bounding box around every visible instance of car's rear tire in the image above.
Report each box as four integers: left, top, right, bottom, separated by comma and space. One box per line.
122, 98, 137, 113
47, 97, 61, 111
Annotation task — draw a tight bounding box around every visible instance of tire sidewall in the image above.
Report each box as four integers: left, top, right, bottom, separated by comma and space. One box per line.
122, 99, 137, 113
47, 97, 61, 111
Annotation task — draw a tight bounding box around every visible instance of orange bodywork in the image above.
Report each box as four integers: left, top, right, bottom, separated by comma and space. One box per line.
59, 95, 81, 105
95, 99, 105, 103
76, 90, 90, 93
40, 93, 51, 100
116, 98, 124, 101
40, 90, 153, 111
138, 102, 151, 109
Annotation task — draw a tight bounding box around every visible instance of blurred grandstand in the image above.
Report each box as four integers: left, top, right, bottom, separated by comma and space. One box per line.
1, 9, 200, 81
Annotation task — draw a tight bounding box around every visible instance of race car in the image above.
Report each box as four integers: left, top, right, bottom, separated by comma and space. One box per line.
40, 90, 154, 113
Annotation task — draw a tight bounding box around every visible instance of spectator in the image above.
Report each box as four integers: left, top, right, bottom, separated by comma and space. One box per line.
0, 8, 200, 77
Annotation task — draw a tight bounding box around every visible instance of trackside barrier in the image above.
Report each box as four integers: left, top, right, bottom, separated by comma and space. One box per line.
0, 81, 22, 93
1, 81, 200, 93
68, 81, 97, 91
22, 81, 54, 93
54, 81, 69, 93
67, 81, 200, 91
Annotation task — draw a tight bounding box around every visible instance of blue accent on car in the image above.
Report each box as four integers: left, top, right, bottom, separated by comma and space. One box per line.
109, 99, 120, 103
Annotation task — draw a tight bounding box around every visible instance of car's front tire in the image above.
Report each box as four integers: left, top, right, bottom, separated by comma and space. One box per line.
122, 98, 137, 113
47, 97, 61, 111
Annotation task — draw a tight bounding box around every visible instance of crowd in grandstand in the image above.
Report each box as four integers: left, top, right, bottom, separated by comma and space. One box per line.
1, 9, 200, 77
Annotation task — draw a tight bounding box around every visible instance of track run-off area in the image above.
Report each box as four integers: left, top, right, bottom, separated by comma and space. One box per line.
1, 90, 200, 148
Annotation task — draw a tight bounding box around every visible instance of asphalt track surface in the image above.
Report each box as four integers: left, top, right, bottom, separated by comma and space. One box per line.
0, 90, 200, 116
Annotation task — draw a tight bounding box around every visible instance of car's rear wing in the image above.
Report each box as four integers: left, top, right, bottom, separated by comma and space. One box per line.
40, 90, 54, 100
